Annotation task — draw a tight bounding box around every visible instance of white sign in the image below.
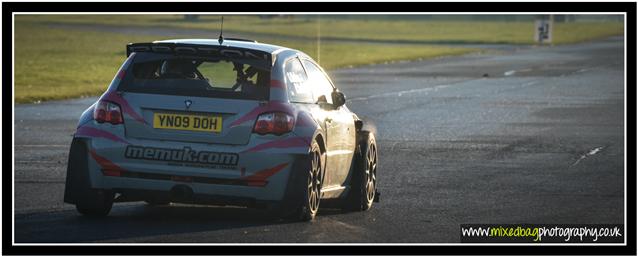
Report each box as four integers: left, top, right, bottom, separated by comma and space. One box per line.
535, 19, 553, 44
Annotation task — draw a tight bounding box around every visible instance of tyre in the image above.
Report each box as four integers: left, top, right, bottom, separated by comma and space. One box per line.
66, 140, 114, 217
76, 189, 114, 217
344, 131, 377, 211
289, 140, 324, 221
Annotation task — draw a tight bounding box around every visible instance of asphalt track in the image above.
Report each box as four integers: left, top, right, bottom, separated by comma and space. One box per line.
13, 36, 625, 243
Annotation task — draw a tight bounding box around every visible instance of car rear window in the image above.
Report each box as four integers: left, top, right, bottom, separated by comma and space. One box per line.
118, 53, 270, 100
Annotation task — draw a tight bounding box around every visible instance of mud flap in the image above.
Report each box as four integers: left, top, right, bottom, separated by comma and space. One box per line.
63, 139, 91, 205
271, 154, 311, 217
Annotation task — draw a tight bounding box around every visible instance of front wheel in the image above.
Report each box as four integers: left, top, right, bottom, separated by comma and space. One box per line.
344, 132, 377, 211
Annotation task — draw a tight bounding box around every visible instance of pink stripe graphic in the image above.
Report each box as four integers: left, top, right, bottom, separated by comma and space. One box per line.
242, 137, 309, 153
76, 126, 129, 145
241, 162, 289, 187
101, 91, 148, 125
89, 149, 126, 174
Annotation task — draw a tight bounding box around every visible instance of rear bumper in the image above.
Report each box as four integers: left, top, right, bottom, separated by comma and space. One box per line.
100, 173, 291, 203
73, 134, 310, 203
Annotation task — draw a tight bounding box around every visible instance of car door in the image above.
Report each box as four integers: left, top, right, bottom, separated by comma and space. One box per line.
284, 58, 335, 186
302, 59, 356, 189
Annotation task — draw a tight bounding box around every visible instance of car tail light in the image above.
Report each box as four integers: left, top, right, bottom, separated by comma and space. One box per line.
94, 100, 124, 125
253, 112, 294, 135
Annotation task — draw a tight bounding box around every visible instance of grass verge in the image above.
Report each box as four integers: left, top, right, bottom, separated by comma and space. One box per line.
15, 19, 475, 103
19, 15, 624, 45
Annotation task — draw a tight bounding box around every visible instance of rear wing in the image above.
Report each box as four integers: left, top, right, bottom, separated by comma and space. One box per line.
126, 42, 273, 70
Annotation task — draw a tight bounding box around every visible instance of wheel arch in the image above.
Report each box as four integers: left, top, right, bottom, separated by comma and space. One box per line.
314, 132, 326, 155
354, 115, 377, 147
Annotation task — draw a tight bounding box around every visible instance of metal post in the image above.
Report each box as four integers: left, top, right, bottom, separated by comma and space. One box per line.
317, 15, 321, 65
549, 14, 554, 47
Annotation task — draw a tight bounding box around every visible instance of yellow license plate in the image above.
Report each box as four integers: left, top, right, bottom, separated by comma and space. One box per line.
153, 113, 222, 133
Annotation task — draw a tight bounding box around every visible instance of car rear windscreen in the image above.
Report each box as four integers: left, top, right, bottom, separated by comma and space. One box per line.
118, 53, 270, 100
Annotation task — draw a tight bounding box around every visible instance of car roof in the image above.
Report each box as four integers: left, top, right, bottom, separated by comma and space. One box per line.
153, 38, 291, 55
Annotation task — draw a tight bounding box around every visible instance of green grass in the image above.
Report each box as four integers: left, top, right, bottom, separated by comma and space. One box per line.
14, 18, 474, 103
14, 15, 623, 103
15, 23, 157, 103
19, 15, 624, 44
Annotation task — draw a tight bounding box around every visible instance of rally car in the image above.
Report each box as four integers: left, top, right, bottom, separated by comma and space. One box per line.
63, 38, 378, 221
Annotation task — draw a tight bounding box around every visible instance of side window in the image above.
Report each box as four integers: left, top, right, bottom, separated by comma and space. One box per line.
302, 60, 334, 104
285, 58, 313, 103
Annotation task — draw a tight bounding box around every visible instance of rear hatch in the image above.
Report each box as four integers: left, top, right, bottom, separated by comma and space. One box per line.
116, 47, 272, 145
120, 93, 260, 145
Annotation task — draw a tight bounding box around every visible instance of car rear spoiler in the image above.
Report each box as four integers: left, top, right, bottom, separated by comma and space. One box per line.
126, 42, 273, 70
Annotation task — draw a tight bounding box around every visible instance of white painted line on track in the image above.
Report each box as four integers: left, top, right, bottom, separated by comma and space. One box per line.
14, 161, 60, 164
571, 146, 605, 166
15, 145, 68, 147
349, 83, 452, 101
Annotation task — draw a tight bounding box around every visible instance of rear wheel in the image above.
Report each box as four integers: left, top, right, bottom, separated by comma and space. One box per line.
66, 140, 114, 217
290, 140, 323, 221
76, 190, 114, 217
344, 132, 377, 211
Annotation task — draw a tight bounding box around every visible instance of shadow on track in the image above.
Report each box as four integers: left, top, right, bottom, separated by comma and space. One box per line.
15, 203, 351, 243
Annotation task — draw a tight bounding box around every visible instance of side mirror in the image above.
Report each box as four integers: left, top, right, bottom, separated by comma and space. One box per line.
332, 91, 346, 107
